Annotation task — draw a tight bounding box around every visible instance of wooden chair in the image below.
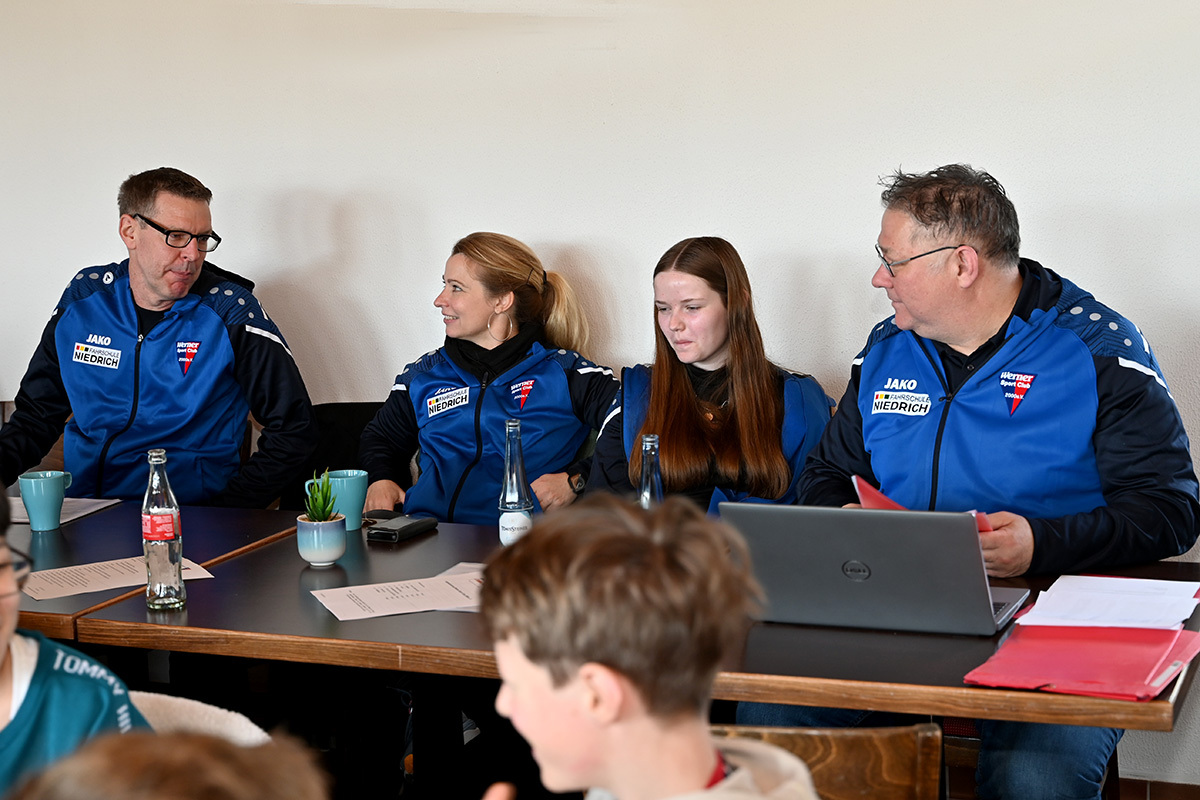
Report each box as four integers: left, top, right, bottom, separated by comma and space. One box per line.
712, 722, 942, 800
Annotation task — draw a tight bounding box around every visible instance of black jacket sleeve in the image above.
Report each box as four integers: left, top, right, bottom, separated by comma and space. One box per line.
796, 367, 873, 508
208, 324, 317, 508
1026, 357, 1200, 574
586, 386, 636, 496
0, 314, 72, 488
561, 361, 620, 480
359, 381, 419, 488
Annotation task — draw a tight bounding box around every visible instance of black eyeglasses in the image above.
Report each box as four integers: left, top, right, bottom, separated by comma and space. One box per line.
874, 243, 969, 277
135, 214, 222, 253
0, 546, 33, 597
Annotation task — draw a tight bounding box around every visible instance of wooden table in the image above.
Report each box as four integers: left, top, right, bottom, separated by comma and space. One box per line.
14, 502, 297, 639
77, 519, 498, 671
74, 520, 1200, 732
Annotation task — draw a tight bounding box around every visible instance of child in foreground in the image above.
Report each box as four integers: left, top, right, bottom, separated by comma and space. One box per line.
479, 494, 818, 800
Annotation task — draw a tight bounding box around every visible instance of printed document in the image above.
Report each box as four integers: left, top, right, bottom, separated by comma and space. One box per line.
23, 557, 213, 601
8, 497, 120, 526
311, 564, 483, 621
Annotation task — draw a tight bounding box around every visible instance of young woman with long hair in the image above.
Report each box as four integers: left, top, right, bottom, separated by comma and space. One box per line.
588, 236, 832, 512
360, 232, 618, 523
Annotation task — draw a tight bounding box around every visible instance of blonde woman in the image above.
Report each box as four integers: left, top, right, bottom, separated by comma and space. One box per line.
360, 233, 618, 523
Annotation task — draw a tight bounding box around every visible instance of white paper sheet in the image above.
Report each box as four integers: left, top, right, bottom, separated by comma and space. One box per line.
311, 568, 483, 621
22, 557, 213, 601
1018, 575, 1200, 629
8, 497, 120, 526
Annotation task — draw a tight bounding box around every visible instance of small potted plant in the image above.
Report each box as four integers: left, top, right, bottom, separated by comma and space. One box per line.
296, 470, 347, 567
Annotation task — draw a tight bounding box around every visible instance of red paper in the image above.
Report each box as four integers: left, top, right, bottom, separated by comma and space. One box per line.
851, 475, 993, 532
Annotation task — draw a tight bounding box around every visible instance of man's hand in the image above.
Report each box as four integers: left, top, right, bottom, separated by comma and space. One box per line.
980, 512, 1035, 577
364, 479, 406, 513
531, 472, 577, 513
482, 783, 517, 800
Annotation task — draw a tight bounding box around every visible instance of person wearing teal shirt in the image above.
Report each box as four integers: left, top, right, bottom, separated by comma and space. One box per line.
0, 500, 148, 791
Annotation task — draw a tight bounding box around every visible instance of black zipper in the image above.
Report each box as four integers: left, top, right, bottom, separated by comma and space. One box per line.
914, 334, 1012, 510
445, 374, 490, 522
95, 333, 144, 497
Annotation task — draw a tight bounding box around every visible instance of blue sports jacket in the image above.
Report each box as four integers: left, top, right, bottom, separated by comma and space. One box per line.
800, 260, 1199, 575
0, 261, 316, 506
590, 363, 834, 514
360, 343, 619, 524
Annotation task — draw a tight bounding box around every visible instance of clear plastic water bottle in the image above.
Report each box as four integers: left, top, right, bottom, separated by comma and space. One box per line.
498, 419, 534, 546
142, 449, 186, 610
638, 434, 664, 510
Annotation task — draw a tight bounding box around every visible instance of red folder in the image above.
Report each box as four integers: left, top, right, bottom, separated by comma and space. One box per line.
963, 625, 1200, 700
851, 475, 993, 532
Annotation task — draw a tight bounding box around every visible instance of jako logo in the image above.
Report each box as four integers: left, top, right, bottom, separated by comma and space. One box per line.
86, 333, 112, 346
883, 377, 917, 391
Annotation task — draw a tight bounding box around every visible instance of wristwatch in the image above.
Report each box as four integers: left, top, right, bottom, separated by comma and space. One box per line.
568, 473, 586, 495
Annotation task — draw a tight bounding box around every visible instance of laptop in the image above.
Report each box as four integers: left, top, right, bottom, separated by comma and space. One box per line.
718, 503, 1030, 636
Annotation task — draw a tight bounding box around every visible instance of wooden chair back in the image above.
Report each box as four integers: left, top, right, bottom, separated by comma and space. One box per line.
712, 722, 942, 800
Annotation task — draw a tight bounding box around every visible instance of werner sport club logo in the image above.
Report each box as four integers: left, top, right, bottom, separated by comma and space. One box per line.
999, 371, 1036, 415
176, 341, 201, 375
510, 379, 535, 409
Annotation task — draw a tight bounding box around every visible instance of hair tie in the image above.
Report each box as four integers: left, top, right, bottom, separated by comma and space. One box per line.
525, 265, 549, 294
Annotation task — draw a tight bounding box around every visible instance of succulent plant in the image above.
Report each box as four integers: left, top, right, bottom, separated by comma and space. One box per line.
304, 470, 339, 522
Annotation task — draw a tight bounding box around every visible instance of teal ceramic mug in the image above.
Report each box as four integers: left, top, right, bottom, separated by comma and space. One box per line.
18, 470, 73, 532
306, 469, 369, 531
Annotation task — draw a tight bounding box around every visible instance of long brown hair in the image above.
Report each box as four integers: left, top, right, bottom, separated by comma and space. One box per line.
631, 237, 789, 498
451, 232, 590, 355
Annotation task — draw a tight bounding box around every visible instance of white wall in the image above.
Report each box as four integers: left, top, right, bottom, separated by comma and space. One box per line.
3, 0, 1199, 784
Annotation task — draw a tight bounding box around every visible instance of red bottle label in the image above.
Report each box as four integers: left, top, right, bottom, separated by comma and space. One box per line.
142, 514, 179, 541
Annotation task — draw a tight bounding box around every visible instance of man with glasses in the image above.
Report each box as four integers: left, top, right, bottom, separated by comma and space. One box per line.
740, 164, 1199, 799
0, 168, 315, 506
0, 495, 149, 790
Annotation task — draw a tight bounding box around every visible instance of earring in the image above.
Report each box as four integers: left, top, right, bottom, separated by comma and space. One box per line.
487, 310, 515, 343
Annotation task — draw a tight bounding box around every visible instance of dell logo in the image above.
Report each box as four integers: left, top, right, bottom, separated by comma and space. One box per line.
841, 560, 871, 581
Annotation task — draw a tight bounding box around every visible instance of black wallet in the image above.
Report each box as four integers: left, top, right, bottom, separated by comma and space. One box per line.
364, 514, 438, 543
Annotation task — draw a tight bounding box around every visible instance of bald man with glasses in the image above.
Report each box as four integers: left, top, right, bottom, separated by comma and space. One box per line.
0, 167, 316, 507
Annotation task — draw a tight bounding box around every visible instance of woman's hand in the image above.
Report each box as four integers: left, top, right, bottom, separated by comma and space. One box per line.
364, 479, 406, 513
531, 473, 578, 513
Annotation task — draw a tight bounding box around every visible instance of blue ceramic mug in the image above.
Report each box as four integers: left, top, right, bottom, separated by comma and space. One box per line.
306, 469, 369, 531
18, 471, 73, 532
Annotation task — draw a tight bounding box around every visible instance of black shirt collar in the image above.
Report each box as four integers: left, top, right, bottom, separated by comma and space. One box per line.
443, 321, 544, 383
933, 262, 1038, 391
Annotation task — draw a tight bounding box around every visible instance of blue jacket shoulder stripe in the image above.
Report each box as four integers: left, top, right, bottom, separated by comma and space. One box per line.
199, 281, 283, 338
545, 348, 613, 376
395, 349, 447, 388
856, 317, 901, 361
1053, 277, 1161, 373
57, 263, 126, 308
